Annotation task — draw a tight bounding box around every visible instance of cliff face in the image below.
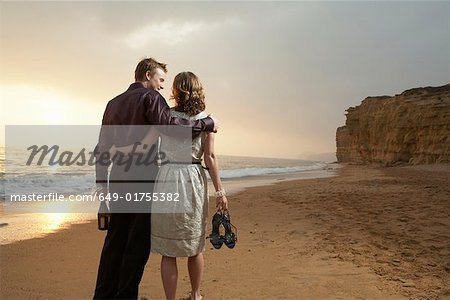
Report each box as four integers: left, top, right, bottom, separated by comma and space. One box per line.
336, 84, 450, 165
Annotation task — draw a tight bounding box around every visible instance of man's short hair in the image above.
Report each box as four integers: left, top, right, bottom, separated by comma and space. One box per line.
135, 58, 168, 81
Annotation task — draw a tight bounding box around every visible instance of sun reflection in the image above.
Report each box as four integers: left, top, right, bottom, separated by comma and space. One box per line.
44, 213, 70, 231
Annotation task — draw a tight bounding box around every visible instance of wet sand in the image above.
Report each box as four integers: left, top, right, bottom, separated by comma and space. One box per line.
1, 164, 449, 299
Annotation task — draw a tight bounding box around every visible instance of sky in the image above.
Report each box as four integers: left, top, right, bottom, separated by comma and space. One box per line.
1, 1, 449, 160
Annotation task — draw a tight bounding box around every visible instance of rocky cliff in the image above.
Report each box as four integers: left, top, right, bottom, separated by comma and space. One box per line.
336, 84, 450, 165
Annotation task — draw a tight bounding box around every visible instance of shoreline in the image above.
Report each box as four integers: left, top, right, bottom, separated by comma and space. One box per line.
0, 166, 339, 246
1, 164, 449, 299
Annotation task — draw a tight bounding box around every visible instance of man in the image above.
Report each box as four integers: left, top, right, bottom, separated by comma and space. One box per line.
93, 58, 218, 299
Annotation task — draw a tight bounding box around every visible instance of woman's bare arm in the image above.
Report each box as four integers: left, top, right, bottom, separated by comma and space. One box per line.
204, 132, 228, 211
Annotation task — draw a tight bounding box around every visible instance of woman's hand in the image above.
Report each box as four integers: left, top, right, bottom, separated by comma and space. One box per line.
216, 195, 228, 211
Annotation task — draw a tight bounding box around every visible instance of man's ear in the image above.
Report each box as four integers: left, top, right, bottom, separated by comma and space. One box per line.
145, 70, 152, 81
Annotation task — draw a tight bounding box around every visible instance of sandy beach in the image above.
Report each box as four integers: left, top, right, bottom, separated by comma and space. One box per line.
1, 164, 449, 299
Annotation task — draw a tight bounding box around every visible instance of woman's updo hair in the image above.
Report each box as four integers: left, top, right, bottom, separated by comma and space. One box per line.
171, 72, 206, 116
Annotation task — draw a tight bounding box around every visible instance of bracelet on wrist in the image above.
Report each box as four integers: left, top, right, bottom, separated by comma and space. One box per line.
215, 189, 226, 198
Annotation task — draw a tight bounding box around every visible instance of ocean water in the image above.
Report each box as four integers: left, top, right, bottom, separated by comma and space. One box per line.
0, 146, 331, 244
0, 146, 327, 200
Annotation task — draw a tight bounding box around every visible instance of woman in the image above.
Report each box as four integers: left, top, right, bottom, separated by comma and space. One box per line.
113, 72, 228, 300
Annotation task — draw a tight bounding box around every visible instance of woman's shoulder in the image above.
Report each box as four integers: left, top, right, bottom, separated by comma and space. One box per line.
170, 108, 189, 119
170, 109, 208, 120
193, 111, 208, 120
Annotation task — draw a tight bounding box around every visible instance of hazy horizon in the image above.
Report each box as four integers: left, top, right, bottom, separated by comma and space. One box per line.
1, 1, 449, 159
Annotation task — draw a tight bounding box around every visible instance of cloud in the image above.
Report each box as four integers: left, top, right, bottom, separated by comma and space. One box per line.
122, 21, 206, 48
121, 18, 241, 49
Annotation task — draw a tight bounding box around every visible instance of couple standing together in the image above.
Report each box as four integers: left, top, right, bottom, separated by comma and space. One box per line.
93, 58, 228, 300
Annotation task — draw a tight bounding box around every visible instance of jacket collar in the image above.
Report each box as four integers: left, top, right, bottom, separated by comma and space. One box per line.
128, 82, 146, 91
